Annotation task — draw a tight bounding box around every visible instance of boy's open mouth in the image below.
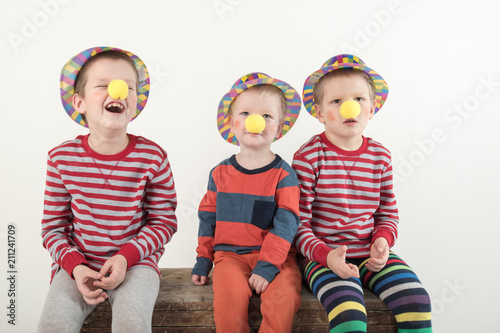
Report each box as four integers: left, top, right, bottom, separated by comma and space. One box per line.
105, 102, 125, 113
344, 119, 357, 123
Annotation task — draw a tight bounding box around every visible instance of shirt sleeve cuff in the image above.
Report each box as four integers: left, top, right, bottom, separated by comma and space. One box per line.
312, 244, 332, 267
192, 257, 213, 277
372, 230, 395, 248
116, 243, 141, 269
251, 261, 280, 283
61, 251, 88, 278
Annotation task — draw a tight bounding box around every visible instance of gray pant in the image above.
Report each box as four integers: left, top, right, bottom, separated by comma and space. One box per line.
38, 267, 160, 333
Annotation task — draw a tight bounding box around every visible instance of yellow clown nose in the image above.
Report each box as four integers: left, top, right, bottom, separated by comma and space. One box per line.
340, 100, 361, 119
245, 114, 266, 133
108, 79, 129, 100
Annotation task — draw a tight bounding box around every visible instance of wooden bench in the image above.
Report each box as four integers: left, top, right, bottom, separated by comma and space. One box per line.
81, 268, 396, 332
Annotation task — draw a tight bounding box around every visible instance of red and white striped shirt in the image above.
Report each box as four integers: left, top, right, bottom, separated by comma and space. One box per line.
292, 133, 398, 267
41, 134, 177, 281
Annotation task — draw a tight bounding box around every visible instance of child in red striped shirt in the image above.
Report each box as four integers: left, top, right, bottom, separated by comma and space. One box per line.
292, 54, 432, 332
191, 73, 302, 332
38, 47, 177, 333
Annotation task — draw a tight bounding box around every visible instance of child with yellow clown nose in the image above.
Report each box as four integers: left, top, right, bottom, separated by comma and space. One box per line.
192, 72, 302, 332
39, 46, 178, 333
293, 54, 432, 332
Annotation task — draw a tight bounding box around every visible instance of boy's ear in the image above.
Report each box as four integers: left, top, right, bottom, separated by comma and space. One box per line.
72, 93, 86, 115
369, 100, 376, 119
275, 121, 284, 140
315, 104, 326, 124
228, 114, 234, 133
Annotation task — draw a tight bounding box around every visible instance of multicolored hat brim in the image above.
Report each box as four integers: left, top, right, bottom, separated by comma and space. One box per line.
60, 46, 150, 128
303, 54, 388, 118
217, 72, 301, 145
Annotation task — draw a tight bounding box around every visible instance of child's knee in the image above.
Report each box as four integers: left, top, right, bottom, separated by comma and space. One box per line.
38, 316, 83, 333
112, 313, 152, 333
262, 288, 301, 315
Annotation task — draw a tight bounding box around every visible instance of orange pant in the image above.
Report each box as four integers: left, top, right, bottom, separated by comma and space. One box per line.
212, 251, 302, 333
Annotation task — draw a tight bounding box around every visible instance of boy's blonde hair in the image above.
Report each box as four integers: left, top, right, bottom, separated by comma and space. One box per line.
313, 68, 376, 105
229, 85, 287, 124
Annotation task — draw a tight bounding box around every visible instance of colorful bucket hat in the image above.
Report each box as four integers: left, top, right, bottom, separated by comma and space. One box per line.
303, 54, 388, 117
217, 72, 301, 145
60, 46, 150, 128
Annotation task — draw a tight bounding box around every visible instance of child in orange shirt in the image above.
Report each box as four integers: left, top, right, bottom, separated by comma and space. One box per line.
192, 73, 302, 332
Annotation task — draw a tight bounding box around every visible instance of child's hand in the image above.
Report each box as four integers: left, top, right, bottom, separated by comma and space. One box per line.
366, 237, 389, 272
326, 246, 360, 279
192, 274, 211, 286
94, 255, 128, 290
248, 274, 269, 295
73, 265, 108, 305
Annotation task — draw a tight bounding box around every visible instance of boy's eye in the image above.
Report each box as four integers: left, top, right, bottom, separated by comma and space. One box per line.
241, 111, 249, 116
263, 114, 271, 119
332, 99, 341, 104
354, 97, 363, 102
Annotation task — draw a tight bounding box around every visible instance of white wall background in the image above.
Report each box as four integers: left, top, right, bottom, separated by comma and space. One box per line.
1, 0, 499, 331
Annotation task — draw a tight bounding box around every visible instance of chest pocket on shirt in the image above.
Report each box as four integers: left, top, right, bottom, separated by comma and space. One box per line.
251, 200, 276, 230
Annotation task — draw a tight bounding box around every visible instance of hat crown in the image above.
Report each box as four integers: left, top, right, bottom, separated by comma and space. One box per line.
232, 72, 270, 89
323, 54, 366, 67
